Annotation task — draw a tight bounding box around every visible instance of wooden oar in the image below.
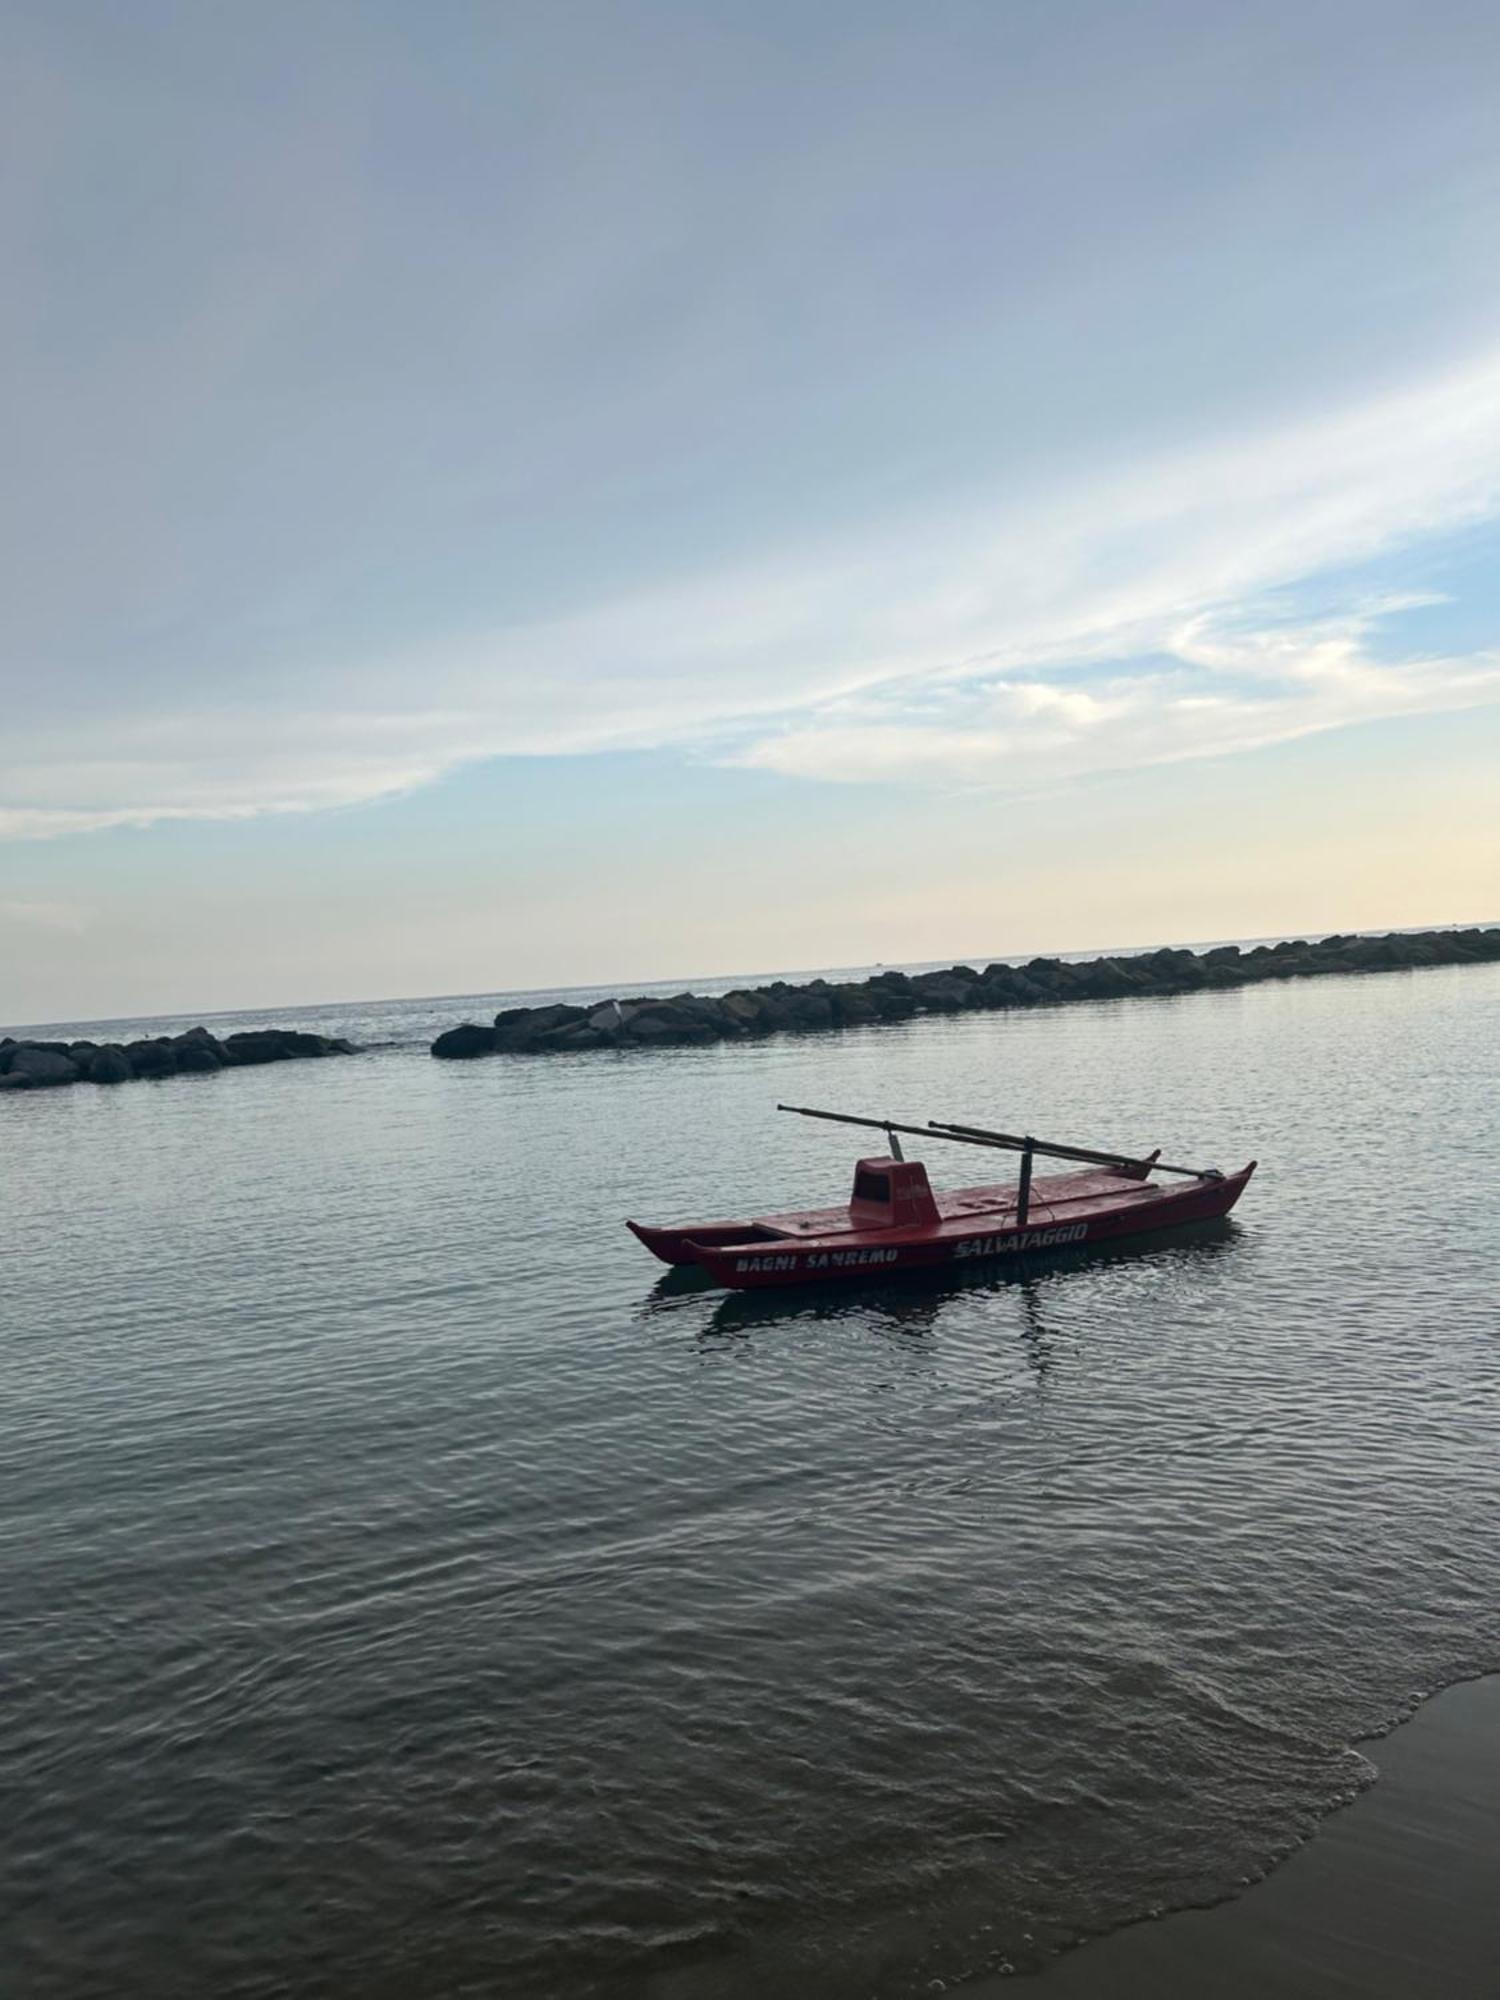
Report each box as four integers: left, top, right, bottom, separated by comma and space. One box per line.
928, 1119, 1210, 1178
776, 1103, 1212, 1179
777, 1104, 965, 1152
779, 1100, 1137, 1166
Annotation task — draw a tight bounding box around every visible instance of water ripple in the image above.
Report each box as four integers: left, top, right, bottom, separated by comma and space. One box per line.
3, 962, 1500, 1996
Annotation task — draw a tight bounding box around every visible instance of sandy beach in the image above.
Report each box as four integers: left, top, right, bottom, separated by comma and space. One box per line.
972, 1674, 1500, 1999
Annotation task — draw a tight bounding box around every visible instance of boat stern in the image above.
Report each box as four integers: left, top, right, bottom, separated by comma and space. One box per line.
626, 1218, 782, 1267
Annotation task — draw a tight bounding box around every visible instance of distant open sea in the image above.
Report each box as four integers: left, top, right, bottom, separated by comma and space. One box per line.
6, 938, 1500, 1997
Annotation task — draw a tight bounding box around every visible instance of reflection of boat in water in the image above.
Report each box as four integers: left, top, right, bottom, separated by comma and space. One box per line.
629, 1103, 1255, 1292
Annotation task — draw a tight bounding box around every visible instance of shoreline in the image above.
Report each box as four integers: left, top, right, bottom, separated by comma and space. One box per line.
970, 1673, 1500, 1998
430, 924, 1500, 1058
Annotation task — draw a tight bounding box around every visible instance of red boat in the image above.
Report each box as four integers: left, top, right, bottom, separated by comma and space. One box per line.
629, 1103, 1256, 1290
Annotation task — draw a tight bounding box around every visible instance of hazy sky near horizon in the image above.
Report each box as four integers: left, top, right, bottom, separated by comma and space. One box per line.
3, 0, 1500, 1020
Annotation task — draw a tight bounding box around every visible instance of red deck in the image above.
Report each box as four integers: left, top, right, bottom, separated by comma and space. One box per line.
628, 1153, 1255, 1290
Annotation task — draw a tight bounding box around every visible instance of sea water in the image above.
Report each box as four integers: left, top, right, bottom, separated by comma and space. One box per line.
5, 957, 1500, 1996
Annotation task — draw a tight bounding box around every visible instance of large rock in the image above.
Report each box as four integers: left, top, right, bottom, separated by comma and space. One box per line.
126, 1038, 179, 1077
719, 990, 769, 1029
747, 983, 827, 1032
619, 1001, 720, 1044
432, 1022, 497, 1059
532, 1023, 610, 1051
172, 1028, 224, 1072
1063, 960, 1145, 1000
1, 1045, 79, 1087
826, 985, 879, 1025
87, 1045, 134, 1083
603, 992, 734, 1043
1136, 948, 1207, 988
173, 1043, 222, 1072
178, 1025, 229, 1058
220, 1029, 333, 1065
663, 993, 733, 1033
285, 1031, 343, 1057
911, 973, 982, 1011
864, 983, 918, 1018
493, 1003, 588, 1051
786, 992, 837, 1029
496, 1002, 585, 1034
1018, 958, 1085, 1000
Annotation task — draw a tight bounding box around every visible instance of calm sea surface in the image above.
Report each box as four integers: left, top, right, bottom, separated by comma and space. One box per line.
5, 957, 1500, 1998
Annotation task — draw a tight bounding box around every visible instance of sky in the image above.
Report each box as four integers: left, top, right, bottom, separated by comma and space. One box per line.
3, 0, 1500, 1022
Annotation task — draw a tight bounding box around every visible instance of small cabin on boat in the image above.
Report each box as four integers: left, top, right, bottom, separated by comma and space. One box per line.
848, 1155, 940, 1231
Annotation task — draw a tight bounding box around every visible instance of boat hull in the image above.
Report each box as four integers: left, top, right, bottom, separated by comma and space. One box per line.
669, 1165, 1255, 1289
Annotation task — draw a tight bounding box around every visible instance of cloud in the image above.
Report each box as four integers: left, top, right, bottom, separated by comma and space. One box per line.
6, 342, 1500, 837
728, 605, 1500, 787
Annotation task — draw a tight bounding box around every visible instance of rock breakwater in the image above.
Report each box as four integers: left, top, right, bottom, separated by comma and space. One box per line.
0, 1025, 356, 1092
430, 926, 1500, 1060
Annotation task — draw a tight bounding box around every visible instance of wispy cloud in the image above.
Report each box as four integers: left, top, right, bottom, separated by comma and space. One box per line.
729, 604, 1500, 787
8, 339, 1500, 837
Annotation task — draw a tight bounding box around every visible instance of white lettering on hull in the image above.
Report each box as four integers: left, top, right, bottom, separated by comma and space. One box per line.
733, 1247, 903, 1273
732, 1222, 1092, 1274
953, 1222, 1090, 1258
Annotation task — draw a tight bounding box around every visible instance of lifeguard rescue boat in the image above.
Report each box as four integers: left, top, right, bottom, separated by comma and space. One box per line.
628, 1103, 1255, 1290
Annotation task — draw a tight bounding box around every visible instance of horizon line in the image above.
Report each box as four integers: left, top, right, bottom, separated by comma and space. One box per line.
7, 914, 1497, 1039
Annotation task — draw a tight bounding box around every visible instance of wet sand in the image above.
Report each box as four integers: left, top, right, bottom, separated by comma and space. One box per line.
973, 1674, 1500, 1998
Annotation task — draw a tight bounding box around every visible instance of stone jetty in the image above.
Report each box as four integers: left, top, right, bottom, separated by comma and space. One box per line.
431, 925, 1500, 1060
0, 1024, 356, 1092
